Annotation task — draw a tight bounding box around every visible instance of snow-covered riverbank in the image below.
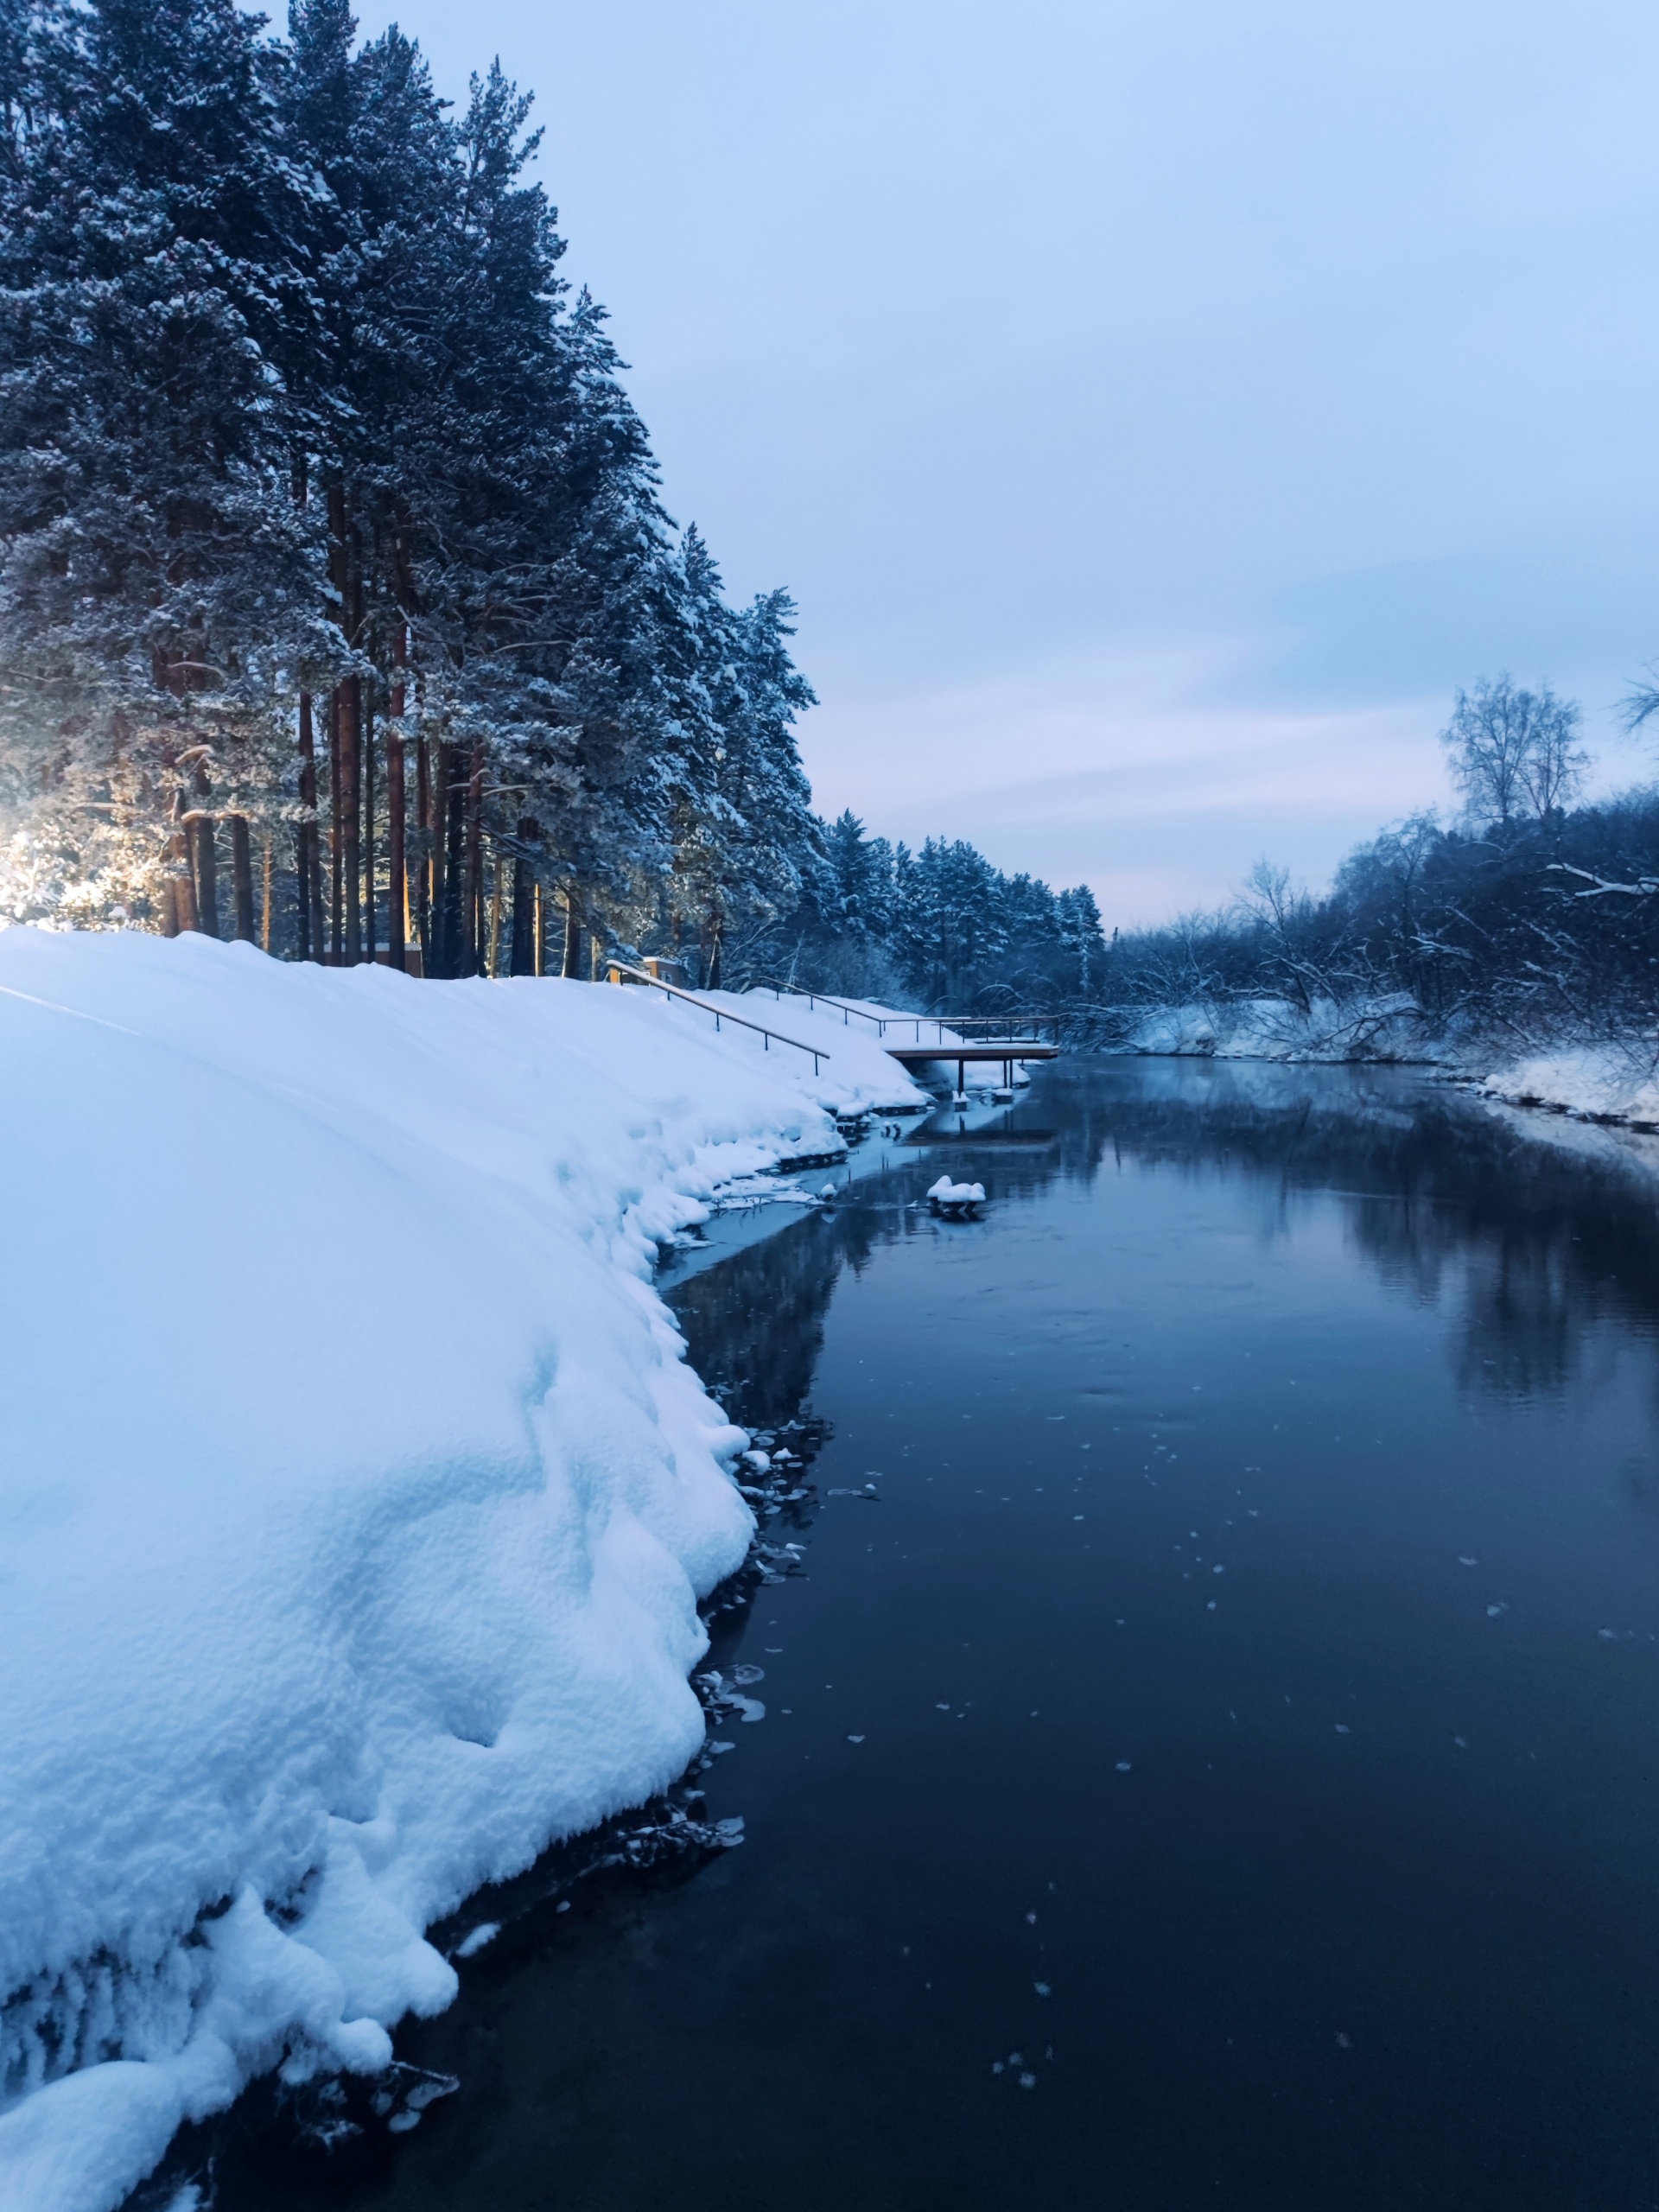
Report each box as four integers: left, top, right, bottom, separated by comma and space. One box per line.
1122, 999, 1659, 1132
1123, 995, 1431, 1065
1470, 1044, 1659, 1128
0, 930, 923, 2212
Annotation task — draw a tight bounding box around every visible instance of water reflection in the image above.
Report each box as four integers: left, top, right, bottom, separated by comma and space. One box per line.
163, 1058, 1659, 2212
677, 1059, 1659, 1423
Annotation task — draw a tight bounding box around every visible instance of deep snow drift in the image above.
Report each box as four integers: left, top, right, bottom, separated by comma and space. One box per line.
0, 930, 923, 2212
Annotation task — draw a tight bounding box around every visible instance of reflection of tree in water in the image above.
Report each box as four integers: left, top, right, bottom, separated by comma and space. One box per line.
668, 1201, 893, 1434
1045, 1057, 1659, 1404
667, 1122, 1102, 1431
673, 1059, 1659, 1420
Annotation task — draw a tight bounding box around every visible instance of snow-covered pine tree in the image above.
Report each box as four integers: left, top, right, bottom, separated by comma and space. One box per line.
283, 0, 465, 966
1056, 882, 1106, 998
898, 838, 1007, 1006
0, 0, 331, 931
652, 528, 818, 986
372, 67, 685, 976
0, 1, 825, 964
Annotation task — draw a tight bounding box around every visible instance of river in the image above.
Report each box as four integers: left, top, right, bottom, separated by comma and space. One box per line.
168, 1057, 1659, 2210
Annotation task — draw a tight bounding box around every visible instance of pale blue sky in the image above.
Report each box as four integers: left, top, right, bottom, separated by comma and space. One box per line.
384, 0, 1659, 922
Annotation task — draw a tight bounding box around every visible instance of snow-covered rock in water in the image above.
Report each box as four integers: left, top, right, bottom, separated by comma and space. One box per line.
926, 1175, 986, 1205
0, 928, 920, 2212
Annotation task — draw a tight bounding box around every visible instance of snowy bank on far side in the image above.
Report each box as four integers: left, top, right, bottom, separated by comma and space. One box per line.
0, 929, 918, 2212
1116, 994, 1659, 1135
1122, 995, 1430, 1064
1474, 1044, 1659, 1128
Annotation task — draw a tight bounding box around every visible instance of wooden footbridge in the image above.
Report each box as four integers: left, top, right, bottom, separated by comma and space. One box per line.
882, 1034, 1058, 1093
609, 964, 1059, 1092
752, 981, 1060, 1090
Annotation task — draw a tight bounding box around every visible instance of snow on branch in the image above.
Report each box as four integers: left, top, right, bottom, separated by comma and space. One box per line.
1546, 861, 1659, 900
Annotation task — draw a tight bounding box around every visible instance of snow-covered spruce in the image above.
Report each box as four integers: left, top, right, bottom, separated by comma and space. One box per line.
0, 929, 921, 2212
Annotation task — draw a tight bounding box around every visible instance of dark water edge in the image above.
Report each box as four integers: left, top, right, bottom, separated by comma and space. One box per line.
140, 1058, 1659, 2211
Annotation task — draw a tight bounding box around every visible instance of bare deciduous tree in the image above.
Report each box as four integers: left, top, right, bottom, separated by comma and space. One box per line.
1440, 675, 1586, 829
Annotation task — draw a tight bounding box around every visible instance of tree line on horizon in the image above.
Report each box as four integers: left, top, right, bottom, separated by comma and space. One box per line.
753, 810, 1107, 1009
0, 0, 1108, 1003
1102, 675, 1659, 1045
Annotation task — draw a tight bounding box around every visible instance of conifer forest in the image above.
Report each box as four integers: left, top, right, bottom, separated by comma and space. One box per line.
0, 0, 1107, 1003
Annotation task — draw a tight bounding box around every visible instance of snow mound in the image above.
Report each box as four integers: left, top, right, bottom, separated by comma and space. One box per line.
0, 929, 913, 2211
926, 1175, 986, 1205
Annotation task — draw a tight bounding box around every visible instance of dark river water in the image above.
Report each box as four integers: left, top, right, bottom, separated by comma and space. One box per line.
171, 1058, 1659, 2211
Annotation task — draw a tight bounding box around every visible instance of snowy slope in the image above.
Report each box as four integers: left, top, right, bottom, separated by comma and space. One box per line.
647, 986, 927, 1107
728, 990, 1022, 1092
0, 929, 919, 2212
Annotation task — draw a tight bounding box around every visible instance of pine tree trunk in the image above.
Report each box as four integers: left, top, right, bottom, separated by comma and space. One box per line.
228, 813, 255, 942
438, 741, 466, 977
416, 734, 434, 963
510, 858, 534, 976
328, 685, 344, 962
164, 807, 194, 934
290, 454, 315, 962
385, 626, 407, 972
340, 677, 362, 963
432, 736, 449, 968
563, 892, 582, 978
533, 881, 544, 976
327, 478, 355, 963
187, 811, 220, 937
296, 690, 318, 960
462, 731, 485, 976
364, 692, 377, 961
261, 834, 273, 951
486, 856, 504, 976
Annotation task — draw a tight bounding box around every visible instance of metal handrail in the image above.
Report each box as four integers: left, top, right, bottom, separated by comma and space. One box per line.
746, 981, 1068, 1052
609, 962, 830, 1075
749, 976, 893, 1033
749, 979, 986, 1046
